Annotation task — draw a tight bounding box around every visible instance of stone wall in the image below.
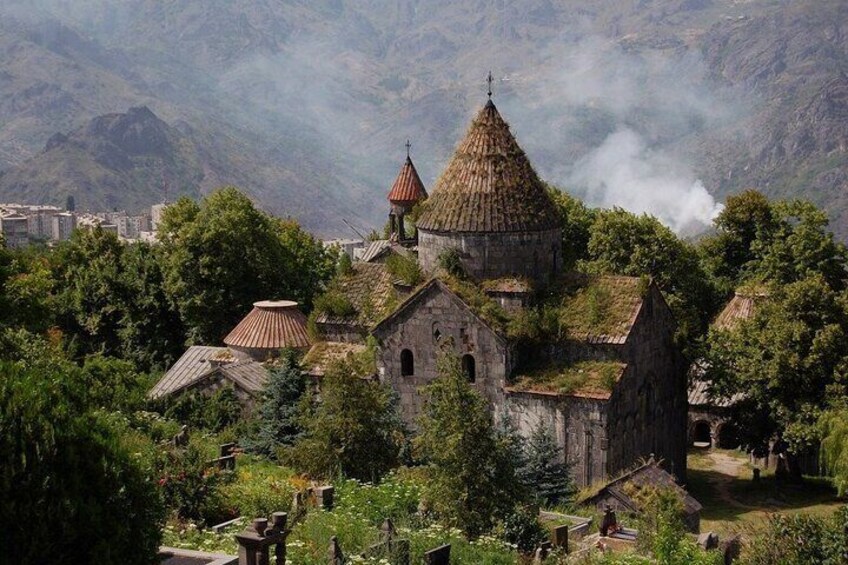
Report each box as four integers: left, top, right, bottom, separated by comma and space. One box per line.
317, 321, 367, 344
418, 228, 562, 285
500, 390, 610, 488
373, 282, 510, 426
607, 284, 688, 480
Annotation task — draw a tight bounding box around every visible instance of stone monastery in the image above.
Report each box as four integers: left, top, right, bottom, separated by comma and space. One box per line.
151, 97, 689, 488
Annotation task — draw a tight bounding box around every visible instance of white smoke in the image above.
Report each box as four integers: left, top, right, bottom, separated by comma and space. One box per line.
569, 128, 724, 234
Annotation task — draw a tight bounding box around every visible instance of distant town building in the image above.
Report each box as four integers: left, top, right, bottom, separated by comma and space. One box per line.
0, 213, 29, 249
323, 238, 365, 260
116, 214, 152, 239
51, 212, 76, 241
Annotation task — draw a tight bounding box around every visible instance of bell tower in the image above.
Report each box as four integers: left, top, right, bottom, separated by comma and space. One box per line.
387, 140, 427, 243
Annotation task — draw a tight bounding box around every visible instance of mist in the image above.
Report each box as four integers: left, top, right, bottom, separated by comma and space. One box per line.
0, 1, 756, 236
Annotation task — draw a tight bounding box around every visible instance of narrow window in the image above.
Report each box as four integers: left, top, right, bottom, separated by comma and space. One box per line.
401, 349, 414, 376
462, 354, 476, 383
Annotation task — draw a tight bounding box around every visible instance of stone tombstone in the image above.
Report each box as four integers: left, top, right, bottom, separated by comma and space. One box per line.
720, 535, 741, 565
327, 536, 344, 565
552, 524, 569, 551
363, 518, 410, 565
533, 541, 552, 563
697, 532, 719, 551
423, 543, 451, 565
315, 485, 335, 510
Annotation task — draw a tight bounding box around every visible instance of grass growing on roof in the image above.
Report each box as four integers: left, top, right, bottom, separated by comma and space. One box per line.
545, 274, 645, 338
511, 360, 625, 396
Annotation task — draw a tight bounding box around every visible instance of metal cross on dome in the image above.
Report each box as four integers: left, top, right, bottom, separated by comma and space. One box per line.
405, 139, 411, 158
487, 71, 493, 99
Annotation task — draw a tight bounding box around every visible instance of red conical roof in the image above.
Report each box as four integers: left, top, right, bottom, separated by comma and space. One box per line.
387, 156, 428, 204
224, 300, 310, 350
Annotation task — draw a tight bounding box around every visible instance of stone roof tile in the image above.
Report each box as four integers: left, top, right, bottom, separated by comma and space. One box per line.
416, 100, 560, 233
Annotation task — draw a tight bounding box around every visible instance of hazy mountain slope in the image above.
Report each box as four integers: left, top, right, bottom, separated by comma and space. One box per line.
0, 1, 846, 237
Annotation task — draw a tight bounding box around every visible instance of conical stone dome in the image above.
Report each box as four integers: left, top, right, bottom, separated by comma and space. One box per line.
416, 100, 560, 233
416, 100, 562, 283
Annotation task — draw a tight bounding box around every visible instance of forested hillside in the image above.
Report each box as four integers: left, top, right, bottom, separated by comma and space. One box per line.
0, 0, 846, 237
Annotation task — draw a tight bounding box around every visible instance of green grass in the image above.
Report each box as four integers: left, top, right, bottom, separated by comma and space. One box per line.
162, 464, 522, 563
685, 449, 844, 536
511, 360, 626, 396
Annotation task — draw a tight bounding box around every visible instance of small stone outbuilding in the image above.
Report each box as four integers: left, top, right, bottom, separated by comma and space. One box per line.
583, 457, 702, 533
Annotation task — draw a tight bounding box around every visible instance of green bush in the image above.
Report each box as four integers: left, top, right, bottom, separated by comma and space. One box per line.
437, 248, 465, 278
495, 505, 548, 553
286, 359, 405, 482
217, 458, 296, 520
163, 386, 243, 432
313, 289, 356, 317
0, 361, 164, 564
386, 253, 423, 285
158, 438, 234, 523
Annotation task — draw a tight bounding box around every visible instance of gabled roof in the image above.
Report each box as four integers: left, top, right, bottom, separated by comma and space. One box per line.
712, 288, 767, 331
316, 262, 397, 327
388, 156, 427, 204
224, 301, 310, 351
148, 347, 268, 400
584, 459, 702, 516
415, 100, 561, 234
555, 275, 647, 344
687, 375, 744, 408
149, 346, 229, 399
360, 240, 391, 263
371, 278, 507, 344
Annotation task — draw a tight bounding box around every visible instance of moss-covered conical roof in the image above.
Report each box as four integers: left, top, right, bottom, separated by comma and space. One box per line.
416, 100, 561, 233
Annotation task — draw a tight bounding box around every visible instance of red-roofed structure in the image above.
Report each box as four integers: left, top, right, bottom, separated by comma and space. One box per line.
387, 148, 427, 242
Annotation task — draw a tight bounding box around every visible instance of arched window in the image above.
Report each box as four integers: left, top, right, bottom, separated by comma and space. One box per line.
400, 349, 414, 377
462, 354, 476, 383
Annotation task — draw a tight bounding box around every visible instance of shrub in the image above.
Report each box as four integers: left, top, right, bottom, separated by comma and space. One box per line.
386, 253, 423, 286
0, 361, 165, 564
163, 386, 243, 432
495, 505, 548, 553
217, 459, 296, 520
740, 506, 848, 565
158, 438, 234, 523
437, 248, 465, 278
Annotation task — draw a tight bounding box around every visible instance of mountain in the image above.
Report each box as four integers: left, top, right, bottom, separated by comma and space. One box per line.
0, 1, 846, 237
0, 107, 205, 211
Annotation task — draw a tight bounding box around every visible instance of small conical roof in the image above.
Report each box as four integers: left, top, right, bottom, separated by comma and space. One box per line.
224, 300, 310, 350
416, 100, 561, 233
387, 156, 428, 204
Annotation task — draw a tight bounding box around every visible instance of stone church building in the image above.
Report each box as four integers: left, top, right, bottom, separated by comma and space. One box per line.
310, 97, 688, 487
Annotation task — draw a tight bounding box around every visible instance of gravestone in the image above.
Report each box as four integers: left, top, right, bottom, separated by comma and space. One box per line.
362, 520, 411, 565
315, 486, 335, 510
234, 512, 288, 565
423, 544, 451, 565
328, 536, 344, 565
552, 524, 569, 551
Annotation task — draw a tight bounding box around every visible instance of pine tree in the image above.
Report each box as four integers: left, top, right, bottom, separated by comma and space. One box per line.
522, 422, 576, 507
244, 350, 306, 457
